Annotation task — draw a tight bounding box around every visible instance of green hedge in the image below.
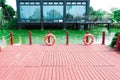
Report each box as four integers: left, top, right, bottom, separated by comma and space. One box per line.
1, 18, 18, 30
110, 32, 120, 48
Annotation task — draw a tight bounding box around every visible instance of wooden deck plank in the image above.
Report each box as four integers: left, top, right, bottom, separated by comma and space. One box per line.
0, 44, 120, 80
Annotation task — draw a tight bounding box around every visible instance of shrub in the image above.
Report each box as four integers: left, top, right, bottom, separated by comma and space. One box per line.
110, 32, 120, 48
1, 18, 18, 30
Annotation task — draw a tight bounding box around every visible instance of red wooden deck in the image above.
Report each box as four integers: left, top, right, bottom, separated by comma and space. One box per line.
0, 44, 120, 80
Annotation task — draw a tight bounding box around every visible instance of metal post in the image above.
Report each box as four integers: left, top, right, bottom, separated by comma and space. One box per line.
29, 31, 32, 45
102, 31, 105, 45
66, 31, 69, 45
116, 34, 120, 51
86, 32, 89, 43
10, 31, 14, 45
48, 31, 50, 43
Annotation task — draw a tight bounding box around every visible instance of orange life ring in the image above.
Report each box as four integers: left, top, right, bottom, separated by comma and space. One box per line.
44, 34, 56, 46
83, 34, 94, 45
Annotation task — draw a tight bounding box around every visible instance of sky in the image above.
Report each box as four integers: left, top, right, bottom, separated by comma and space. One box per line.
6, 0, 120, 12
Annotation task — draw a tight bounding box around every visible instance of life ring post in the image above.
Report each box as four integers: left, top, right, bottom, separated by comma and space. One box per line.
66, 31, 69, 45
10, 31, 14, 45
44, 34, 56, 46
83, 34, 94, 45
116, 34, 120, 51
86, 32, 89, 43
48, 31, 50, 43
28, 31, 32, 45
0, 46, 1, 52
102, 31, 105, 45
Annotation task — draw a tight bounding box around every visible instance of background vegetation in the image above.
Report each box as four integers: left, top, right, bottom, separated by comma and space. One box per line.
0, 0, 17, 30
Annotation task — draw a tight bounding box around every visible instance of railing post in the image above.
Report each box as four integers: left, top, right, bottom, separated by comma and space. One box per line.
0, 46, 1, 52
29, 31, 32, 45
66, 31, 69, 45
116, 34, 120, 51
48, 31, 50, 43
86, 32, 89, 43
10, 31, 14, 45
102, 31, 105, 45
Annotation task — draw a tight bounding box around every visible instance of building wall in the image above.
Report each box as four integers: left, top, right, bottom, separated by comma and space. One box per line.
16, 0, 90, 29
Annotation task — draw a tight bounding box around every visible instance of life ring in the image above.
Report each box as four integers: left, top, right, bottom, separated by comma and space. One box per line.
44, 34, 56, 46
83, 34, 94, 45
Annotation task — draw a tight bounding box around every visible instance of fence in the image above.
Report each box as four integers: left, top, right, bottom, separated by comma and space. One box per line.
0, 30, 120, 52
1, 31, 106, 45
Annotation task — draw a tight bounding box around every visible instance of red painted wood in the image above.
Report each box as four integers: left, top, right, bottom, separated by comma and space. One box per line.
48, 31, 50, 43
86, 32, 89, 43
102, 31, 105, 45
28, 31, 32, 45
0, 44, 120, 80
66, 31, 69, 45
10, 31, 14, 45
116, 34, 120, 51
0, 46, 1, 52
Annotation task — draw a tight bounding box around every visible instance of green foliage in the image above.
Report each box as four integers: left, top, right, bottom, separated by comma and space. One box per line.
89, 7, 107, 17
110, 32, 120, 48
89, 7, 108, 21
0, 0, 15, 20
1, 18, 18, 29
2, 5, 15, 20
0, 0, 6, 8
114, 9, 120, 22
115, 32, 120, 36
0, 0, 16, 29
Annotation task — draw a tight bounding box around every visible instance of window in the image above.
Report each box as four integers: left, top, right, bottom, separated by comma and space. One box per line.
82, 2, 86, 5
59, 2, 63, 5
19, 2, 40, 22
43, 2, 63, 22
67, 2, 71, 5
43, 6, 63, 22
77, 2, 81, 5
49, 2, 53, 5
54, 2, 58, 5
30, 2, 34, 5
25, 2, 29, 5
35, 2, 40, 5
20, 2, 24, 5
20, 5, 40, 21
43, 2, 47, 5
72, 2, 76, 5
66, 5, 86, 22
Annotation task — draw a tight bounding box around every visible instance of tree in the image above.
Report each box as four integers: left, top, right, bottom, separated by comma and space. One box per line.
109, 8, 119, 23
2, 5, 15, 20
0, 0, 15, 20
89, 7, 108, 21
110, 8, 119, 13
0, 0, 6, 8
114, 9, 120, 22
0, 0, 17, 29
